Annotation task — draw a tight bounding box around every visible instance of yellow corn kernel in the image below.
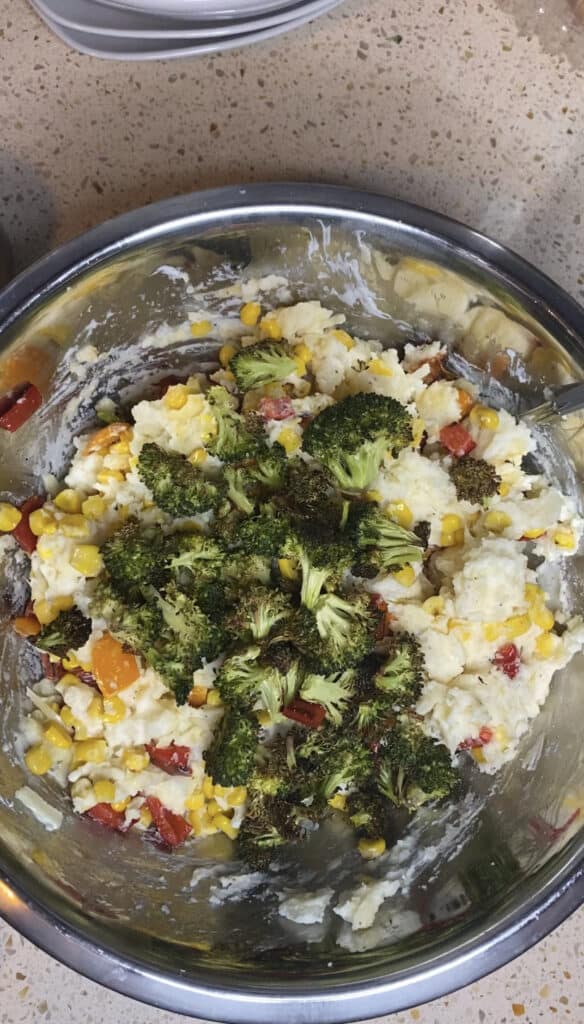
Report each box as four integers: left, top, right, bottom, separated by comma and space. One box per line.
111, 798, 130, 813
203, 775, 215, 799
277, 427, 300, 454
330, 329, 354, 349
525, 583, 545, 606
484, 510, 512, 534
189, 808, 217, 835
522, 527, 545, 540
121, 747, 149, 772
25, 744, 53, 775
368, 357, 393, 377
206, 689, 223, 708
503, 614, 531, 639
470, 405, 500, 430
358, 837, 386, 860
483, 622, 504, 642
81, 495, 106, 519
393, 565, 416, 587
219, 344, 237, 369
96, 470, 124, 484
535, 632, 558, 659
214, 813, 238, 840
71, 544, 103, 577
191, 319, 212, 338
213, 783, 228, 798
498, 482, 510, 497
328, 793, 347, 811
59, 706, 75, 727
529, 604, 555, 631
44, 723, 73, 750
103, 695, 126, 723
88, 695, 104, 719
185, 791, 206, 812
139, 806, 153, 828
71, 739, 107, 766
59, 514, 90, 538
412, 418, 426, 448
441, 528, 465, 548
553, 528, 576, 550
227, 787, 247, 807
93, 779, 116, 803
188, 683, 209, 708
423, 596, 444, 616
386, 501, 413, 529
29, 507, 57, 537
206, 799, 222, 819
33, 600, 58, 626
54, 489, 82, 514
365, 489, 383, 504
278, 557, 299, 581
240, 301, 261, 327
471, 747, 486, 764
0, 503, 22, 532
493, 725, 509, 749
256, 709, 272, 727
60, 671, 82, 686
199, 412, 218, 440
188, 448, 208, 467
110, 439, 131, 456
163, 384, 188, 410
294, 342, 312, 371
442, 514, 463, 533
259, 315, 282, 341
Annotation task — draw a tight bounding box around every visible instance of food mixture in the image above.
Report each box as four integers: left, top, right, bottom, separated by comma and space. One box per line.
3, 295, 584, 867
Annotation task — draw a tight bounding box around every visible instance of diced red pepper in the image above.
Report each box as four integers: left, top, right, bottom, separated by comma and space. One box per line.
145, 742, 191, 776
70, 667, 99, 688
458, 727, 494, 751
257, 397, 295, 421
415, 353, 445, 384
86, 802, 127, 832
282, 698, 326, 729
40, 652, 64, 682
492, 643, 521, 679
369, 593, 388, 613
439, 423, 476, 457
11, 495, 45, 554
145, 796, 192, 848
0, 382, 42, 432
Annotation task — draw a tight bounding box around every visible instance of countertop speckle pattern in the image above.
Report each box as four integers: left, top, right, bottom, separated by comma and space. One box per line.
1, 0, 584, 1020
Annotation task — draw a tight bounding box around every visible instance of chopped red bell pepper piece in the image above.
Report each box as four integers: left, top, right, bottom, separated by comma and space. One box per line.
86, 802, 127, 831
458, 727, 494, 751
40, 652, 64, 682
12, 495, 45, 554
0, 382, 42, 432
492, 642, 521, 679
439, 423, 476, 457
257, 397, 295, 421
414, 353, 445, 384
145, 796, 192, 848
282, 698, 326, 729
145, 742, 191, 776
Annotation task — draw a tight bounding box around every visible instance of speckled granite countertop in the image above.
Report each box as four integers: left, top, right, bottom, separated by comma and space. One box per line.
1, 0, 584, 1021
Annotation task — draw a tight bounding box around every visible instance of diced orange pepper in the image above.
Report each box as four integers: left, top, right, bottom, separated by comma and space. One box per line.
92, 632, 139, 696
83, 423, 131, 456
12, 614, 42, 637
457, 388, 475, 417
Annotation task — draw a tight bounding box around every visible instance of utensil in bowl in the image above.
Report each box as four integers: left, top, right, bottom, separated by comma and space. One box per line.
0, 183, 583, 1023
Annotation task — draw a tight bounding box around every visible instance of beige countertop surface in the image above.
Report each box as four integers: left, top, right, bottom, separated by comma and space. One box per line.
1, 0, 584, 1021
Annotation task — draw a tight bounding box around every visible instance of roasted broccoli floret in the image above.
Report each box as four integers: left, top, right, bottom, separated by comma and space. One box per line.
346, 789, 394, 840
100, 521, 172, 601
205, 386, 262, 463
299, 669, 356, 726
168, 533, 225, 590
303, 393, 413, 491
294, 592, 380, 672
236, 508, 292, 558
352, 505, 423, 576
298, 725, 373, 800
289, 524, 355, 609
90, 580, 162, 652
374, 632, 425, 708
377, 715, 460, 811
246, 444, 288, 491
223, 465, 257, 515
249, 734, 299, 798
225, 585, 292, 642
214, 645, 300, 715
204, 708, 258, 786
280, 461, 343, 528
138, 443, 225, 516
236, 789, 304, 869
221, 552, 273, 597
35, 608, 92, 658
449, 456, 501, 504
231, 342, 299, 392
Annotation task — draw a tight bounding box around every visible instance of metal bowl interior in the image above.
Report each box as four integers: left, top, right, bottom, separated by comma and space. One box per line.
0, 184, 583, 1023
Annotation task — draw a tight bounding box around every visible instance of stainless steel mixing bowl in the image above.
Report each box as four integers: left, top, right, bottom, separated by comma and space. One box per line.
0, 183, 583, 1023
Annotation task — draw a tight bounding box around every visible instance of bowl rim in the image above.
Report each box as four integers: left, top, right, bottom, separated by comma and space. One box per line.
0, 182, 583, 1022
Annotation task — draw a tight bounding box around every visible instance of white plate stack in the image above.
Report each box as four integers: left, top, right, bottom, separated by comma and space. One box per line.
30, 0, 343, 59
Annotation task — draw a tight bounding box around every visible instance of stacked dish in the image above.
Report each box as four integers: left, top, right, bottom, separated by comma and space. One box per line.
29, 0, 343, 59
